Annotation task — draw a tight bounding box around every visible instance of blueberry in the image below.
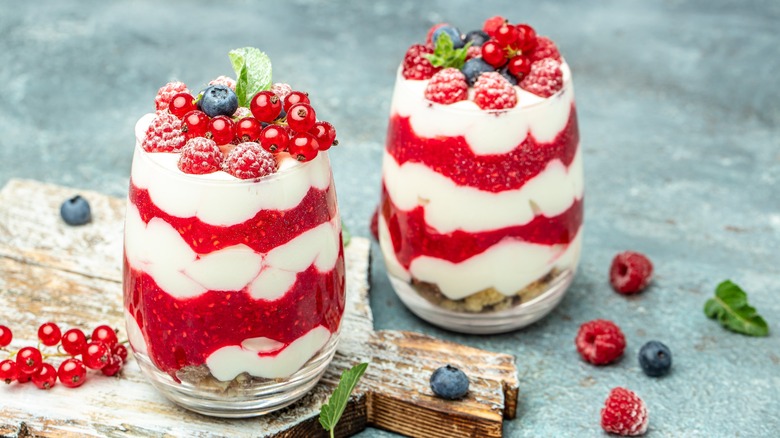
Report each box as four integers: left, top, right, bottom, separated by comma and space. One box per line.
430, 365, 469, 400
60, 195, 91, 226
638, 341, 672, 377
199, 85, 238, 117
499, 67, 518, 86
461, 58, 495, 86
464, 30, 490, 47
432, 25, 465, 49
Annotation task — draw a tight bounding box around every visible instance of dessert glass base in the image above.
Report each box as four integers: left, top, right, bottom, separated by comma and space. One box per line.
388, 269, 573, 334
132, 332, 339, 418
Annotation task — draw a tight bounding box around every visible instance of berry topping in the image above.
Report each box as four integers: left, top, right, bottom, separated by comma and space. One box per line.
520, 58, 564, 98
178, 137, 222, 175
430, 365, 469, 400
207, 115, 235, 145
494, 23, 519, 48
58, 358, 87, 388
465, 45, 482, 61
638, 341, 672, 377
424, 68, 468, 104
461, 58, 494, 86
601, 387, 649, 436
283, 91, 311, 112
0, 359, 19, 384
473, 72, 517, 110
258, 125, 290, 153
481, 40, 507, 68
287, 103, 317, 133
250, 90, 282, 122
610, 251, 654, 294
61, 328, 87, 356
498, 67, 518, 86
235, 117, 263, 142
0, 325, 11, 347
142, 111, 186, 152
83, 342, 109, 370
223, 142, 278, 179
181, 110, 209, 140
575, 319, 626, 365
515, 24, 538, 52
38, 322, 61, 347
483, 16, 507, 37
507, 55, 532, 79
32, 363, 57, 390
199, 84, 239, 117
271, 82, 293, 101
431, 25, 464, 49
529, 36, 562, 62
16, 346, 43, 375
309, 121, 337, 150
168, 92, 197, 119
208, 75, 236, 90
402, 44, 439, 80
288, 132, 320, 162
60, 195, 91, 226
91, 325, 118, 349
155, 81, 188, 111
464, 30, 490, 47
426, 23, 449, 46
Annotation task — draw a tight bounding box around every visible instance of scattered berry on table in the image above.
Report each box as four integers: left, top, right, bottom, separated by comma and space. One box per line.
483, 16, 507, 37
178, 137, 223, 175
610, 251, 653, 294
0, 360, 19, 384
113, 344, 129, 362
16, 346, 43, 375
168, 92, 197, 119
258, 125, 290, 153
288, 132, 320, 162
461, 57, 495, 86
155, 81, 188, 111
250, 90, 282, 123
199, 84, 239, 117
32, 363, 57, 390
0, 325, 13, 347
57, 358, 87, 388
425, 68, 469, 104
271, 82, 293, 101
430, 365, 469, 400
181, 110, 210, 140
528, 36, 562, 63
601, 387, 649, 436
38, 322, 61, 347
473, 72, 518, 110
575, 319, 626, 365
287, 103, 317, 133
101, 354, 124, 377
464, 30, 490, 47
514, 24, 538, 52
142, 111, 186, 152
60, 195, 92, 226
520, 58, 564, 98
207, 115, 236, 145
83, 342, 110, 370
17, 372, 32, 383
309, 121, 337, 150
223, 142, 278, 179
283, 91, 311, 113
402, 44, 439, 80
61, 328, 87, 356
208, 75, 236, 90
638, 341, 672, 377
431, 25, 464, 48
235, 117, 263, 142
481, 40, 507, 68
92, 325, 118, 349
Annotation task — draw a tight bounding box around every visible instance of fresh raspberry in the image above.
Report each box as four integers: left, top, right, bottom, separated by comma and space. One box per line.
155, 81, 189, 111
575, 319, 626, 365
223, 142, 277, 179
402, 44, 440, 80
142, 111, 186, 152
209, 75, 236, 90
483, 16, 507, 37
232, 106, 252, 119
610, 251, 653, 294
528, 36, 562, 62
465, 45, 481, 61
424, 68, 468, 105
601, 387, 649, 436
520, 58, 564, 98
426, 23, 449, 45
472, 72, 518, 110
177, 137, 222, 174
271, 82, 293, 101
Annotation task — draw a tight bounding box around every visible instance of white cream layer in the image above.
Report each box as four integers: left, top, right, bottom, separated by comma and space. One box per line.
382, 148, 583, 234
390, 63, 574, 155
125, 203, 341, 300
379, 213, 582, 300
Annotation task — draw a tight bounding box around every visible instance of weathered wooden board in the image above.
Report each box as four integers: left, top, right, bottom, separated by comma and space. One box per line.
0, 179, 518, 437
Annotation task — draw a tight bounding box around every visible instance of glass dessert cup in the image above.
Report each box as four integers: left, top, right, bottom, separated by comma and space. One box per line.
123, 132, 345, 417
379, 64, 582, 334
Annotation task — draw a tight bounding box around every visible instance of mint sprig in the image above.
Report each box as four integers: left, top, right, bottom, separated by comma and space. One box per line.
228, 47, 272, 107
704, 280, 769, 336
424, 33, 472, 70
319, 362, 368, 437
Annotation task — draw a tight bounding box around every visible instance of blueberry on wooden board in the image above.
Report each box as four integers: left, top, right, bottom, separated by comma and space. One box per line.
60, 195, 91, 226
430, 365, 469, 400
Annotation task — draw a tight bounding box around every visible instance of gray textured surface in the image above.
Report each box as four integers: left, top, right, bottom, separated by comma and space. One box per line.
1, 1, 778, 436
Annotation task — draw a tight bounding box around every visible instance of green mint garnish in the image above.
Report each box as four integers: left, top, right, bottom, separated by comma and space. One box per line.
424, 33, 472, 70
319, 362, 368, 438
704, 280, 769, 336
228, 47, 272, 107
341, 221, 351, 247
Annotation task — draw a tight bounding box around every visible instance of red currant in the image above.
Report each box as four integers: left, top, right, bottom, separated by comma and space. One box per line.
16, 346, 43, 375
494, 23, 518, 47
283, 91, 310, 112
168, 92, 197, 118
235, 117, 263, 142
83, 341, 110, 370
508, 55, 532, 79
0, 359, 19, 384
37, 322, 61, 347
17, 372, 32, 383
0, 325, 11, 347
258, 125, 290, 153
101, 354, 124, 377
113, 343, 129, 362
58, 358, 87, 388
481, 41, 507, 68
92, 325, 118, 348
515, 24, 537, 52
32, 363, 57, 390
182, 110, 210, 139
309, 121, 337, 150
288, 132, 320, 162
287, 103, 317, 133
207, 115, 235, 145
250, 91, 282, 122
61, 328, 87, 356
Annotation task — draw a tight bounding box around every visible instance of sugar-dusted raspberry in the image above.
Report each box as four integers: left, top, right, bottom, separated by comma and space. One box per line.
177, 137, 222, 174
223, 142, 277, 179
610, 251, 654, 294
271, 82, 293, 101
402, 44, 440, 80
209, 75, 236, 90
601, 387, 649, 436
528, 36, 562, 63
483, 16, 507, 37
465, 45, 482, 61
520, 58, 564, 98
424, 68, 468, 105
155, 81, 188, 111
142, 111, 186, 152
232, 106, 252, 119
473, 72, 518, 110
575, 319, 626, 365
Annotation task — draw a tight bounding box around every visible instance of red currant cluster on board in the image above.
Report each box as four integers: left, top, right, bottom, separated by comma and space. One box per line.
402, 16, 565, 110
0, 322, 128, 390
143, 78, 337, 179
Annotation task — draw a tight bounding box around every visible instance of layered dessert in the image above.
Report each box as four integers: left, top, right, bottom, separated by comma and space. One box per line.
123, 48, 344, 413
379, 18, 582, 327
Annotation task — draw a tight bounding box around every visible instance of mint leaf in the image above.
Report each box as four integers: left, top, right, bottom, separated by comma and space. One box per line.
342, 221, 351, 247
424, 33, 472, 70
228, 47, 272, 107
319, 362, 368, 437
704, 280, 769, 336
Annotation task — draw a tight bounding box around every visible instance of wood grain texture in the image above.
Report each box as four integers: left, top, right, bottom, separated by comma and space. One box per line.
0, 179, 518, 437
